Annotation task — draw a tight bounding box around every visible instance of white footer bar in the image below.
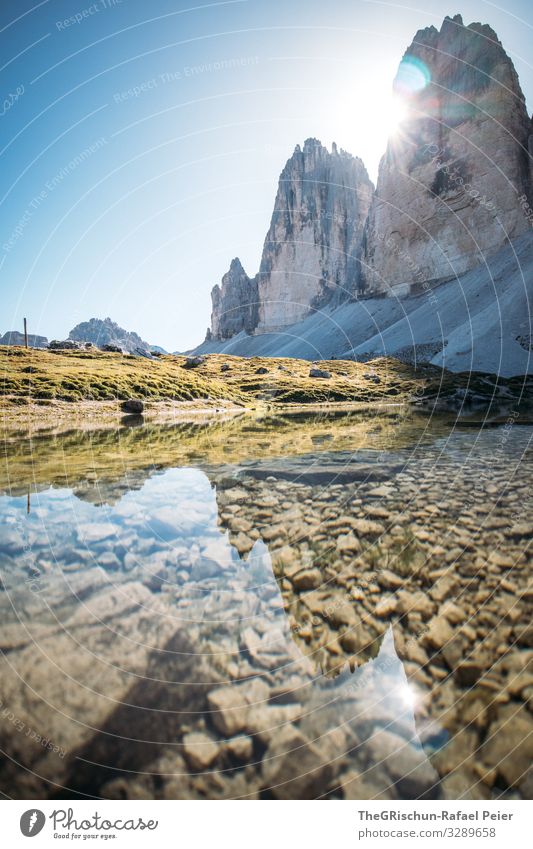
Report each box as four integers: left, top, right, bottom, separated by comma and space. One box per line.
5, 799, 531, 847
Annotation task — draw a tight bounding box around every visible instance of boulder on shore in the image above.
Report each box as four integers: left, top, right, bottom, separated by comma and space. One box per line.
182, 356, 206, 369
121, 399, 144, 414
48, 339, 90, 351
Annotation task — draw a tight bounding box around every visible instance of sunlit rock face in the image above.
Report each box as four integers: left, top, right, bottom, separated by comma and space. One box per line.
209, 139, 374, 339
255, 139, 373, 331
362, 14, 533, 296
210, 258, 259, 340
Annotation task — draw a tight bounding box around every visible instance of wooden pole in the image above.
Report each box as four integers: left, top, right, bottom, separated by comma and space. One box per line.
23, 317, 28, 348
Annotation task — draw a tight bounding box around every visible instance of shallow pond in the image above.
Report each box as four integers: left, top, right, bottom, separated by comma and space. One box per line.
0, 408, 532, 799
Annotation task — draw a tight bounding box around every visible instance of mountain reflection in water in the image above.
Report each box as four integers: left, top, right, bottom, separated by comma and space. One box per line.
0, 409, 531, 799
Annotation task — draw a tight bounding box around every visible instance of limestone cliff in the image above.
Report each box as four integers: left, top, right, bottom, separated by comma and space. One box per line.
209, 140, 373, 339
362, 14, 532, 295
210, 258, 259, 340
255, 139, 373, 331
206, 15, 532, 343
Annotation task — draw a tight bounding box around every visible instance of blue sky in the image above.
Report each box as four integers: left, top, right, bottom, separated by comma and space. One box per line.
1, 0, 532, 350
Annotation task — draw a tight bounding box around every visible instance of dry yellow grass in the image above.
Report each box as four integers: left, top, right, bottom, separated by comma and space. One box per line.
1, 346, 529, 424
0, 346, 453, 404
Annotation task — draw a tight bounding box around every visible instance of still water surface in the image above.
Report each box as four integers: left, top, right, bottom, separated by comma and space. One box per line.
0, 408, 531, 799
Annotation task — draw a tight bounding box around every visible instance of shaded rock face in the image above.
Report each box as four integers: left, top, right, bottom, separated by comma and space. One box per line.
362, 14, 533, 295
209, 140, 373, 339
210, 258, 259, 340
256, 139, 373, 331
69, 317, 152, 354
0, 331, 48, 348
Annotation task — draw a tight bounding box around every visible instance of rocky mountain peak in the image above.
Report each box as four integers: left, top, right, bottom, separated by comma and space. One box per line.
228, 257, 245, 273
69, 317, 154, 354
210, 258, 259, 341
209, 138, 374, 339
255, 138, 374, 331
362, 14, 532, 295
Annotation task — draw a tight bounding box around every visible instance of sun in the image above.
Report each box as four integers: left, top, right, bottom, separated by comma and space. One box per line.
356, 88, 409, 162
387, 95, 408, 136
360, 83, 410, 149
328, 76, 413, 178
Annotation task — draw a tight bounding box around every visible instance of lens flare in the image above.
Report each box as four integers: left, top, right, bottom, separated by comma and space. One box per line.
394, 55, 431, 96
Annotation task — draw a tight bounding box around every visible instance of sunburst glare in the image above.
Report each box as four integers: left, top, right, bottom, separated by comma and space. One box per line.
386, 93, 409, 136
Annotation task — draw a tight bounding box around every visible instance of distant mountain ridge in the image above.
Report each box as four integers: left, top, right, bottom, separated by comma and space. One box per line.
69, 317, 165, 354
0, 330, 48, 348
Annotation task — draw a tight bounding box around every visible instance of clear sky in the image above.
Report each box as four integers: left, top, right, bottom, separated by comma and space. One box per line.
1, 0, 532, 350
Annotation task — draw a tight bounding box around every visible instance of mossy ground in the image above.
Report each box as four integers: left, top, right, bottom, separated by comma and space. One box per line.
0, 347, 246, 405
2, 346, 526, 417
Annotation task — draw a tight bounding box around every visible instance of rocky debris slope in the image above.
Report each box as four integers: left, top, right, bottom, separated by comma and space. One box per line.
362, 14, 533, 295
209, 139, 374, 339
195, 230, 533, 376
68, 316, 161, 354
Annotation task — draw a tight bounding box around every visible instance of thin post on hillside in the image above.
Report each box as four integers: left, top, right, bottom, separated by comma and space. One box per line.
23, 317, 28, 348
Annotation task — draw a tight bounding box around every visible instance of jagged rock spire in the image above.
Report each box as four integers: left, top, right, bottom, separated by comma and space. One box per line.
210, 140, 374, 339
